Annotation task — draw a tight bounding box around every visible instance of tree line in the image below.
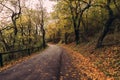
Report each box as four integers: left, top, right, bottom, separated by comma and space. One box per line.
46, 0, 120, 48
0, 0, 46, 52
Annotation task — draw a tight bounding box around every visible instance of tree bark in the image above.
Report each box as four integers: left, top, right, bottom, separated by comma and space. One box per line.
96, 18, 114, 48
64, 32, 69, 44
42, 28, 46, 48
12, 17, 18, 48
74, 29, 80, 44
96, 3, 115, 48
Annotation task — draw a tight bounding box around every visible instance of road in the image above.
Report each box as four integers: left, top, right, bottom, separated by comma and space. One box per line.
0, 45, 79, 80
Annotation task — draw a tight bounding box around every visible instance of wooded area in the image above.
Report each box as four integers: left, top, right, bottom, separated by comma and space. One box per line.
45, 1, 120, 79
0, 0, 47, 67
47, 0, 120, 48
0, 0, 120, 79
0, 0, 119, 53
0, 0, 46, 52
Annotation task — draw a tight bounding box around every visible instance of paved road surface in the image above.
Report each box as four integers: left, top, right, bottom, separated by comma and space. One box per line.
0, 45, 77, 80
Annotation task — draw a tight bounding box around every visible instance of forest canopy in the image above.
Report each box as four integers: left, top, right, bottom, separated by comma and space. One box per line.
0, 0, 120, 52
46, 0, 120, 47
0, 0, 47, 52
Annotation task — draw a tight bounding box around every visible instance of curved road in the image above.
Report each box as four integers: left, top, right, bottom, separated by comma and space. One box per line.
0, 45, 78, 80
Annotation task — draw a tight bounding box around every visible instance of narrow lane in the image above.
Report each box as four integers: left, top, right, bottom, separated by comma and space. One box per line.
0, 45, 63, 80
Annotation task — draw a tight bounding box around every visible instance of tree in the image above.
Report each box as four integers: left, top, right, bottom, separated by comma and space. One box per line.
48, 1, 74, 44
36, 0, 46, 48
0, 0, 47, 52
0, 0, 21, 49
95, 0, 120, 48
65, 0, 92, 44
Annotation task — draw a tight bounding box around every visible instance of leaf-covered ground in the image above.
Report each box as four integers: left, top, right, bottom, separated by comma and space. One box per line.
62, 45, 114, 80
62, 39, 120, 80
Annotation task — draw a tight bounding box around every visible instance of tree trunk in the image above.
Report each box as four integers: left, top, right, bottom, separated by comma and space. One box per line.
96, 3, 115, 48
74, 29, 80, 44
12, 18, 18, 49
96, 17, 114, 48
41, 7, 46, 48
34, 24, 38, 44
42, 28, 46, 48
64, 32, 68, 44
21, 25, 25, 45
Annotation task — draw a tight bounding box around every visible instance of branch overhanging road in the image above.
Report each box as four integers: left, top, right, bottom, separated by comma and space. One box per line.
0, 45, 79, 80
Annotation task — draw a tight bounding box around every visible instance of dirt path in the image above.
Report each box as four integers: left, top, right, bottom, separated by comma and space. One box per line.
0, 45, 78, 80
0, 44, 112, 80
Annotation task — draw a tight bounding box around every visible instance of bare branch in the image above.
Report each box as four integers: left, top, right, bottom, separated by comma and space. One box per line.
0, 2, 14, 13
